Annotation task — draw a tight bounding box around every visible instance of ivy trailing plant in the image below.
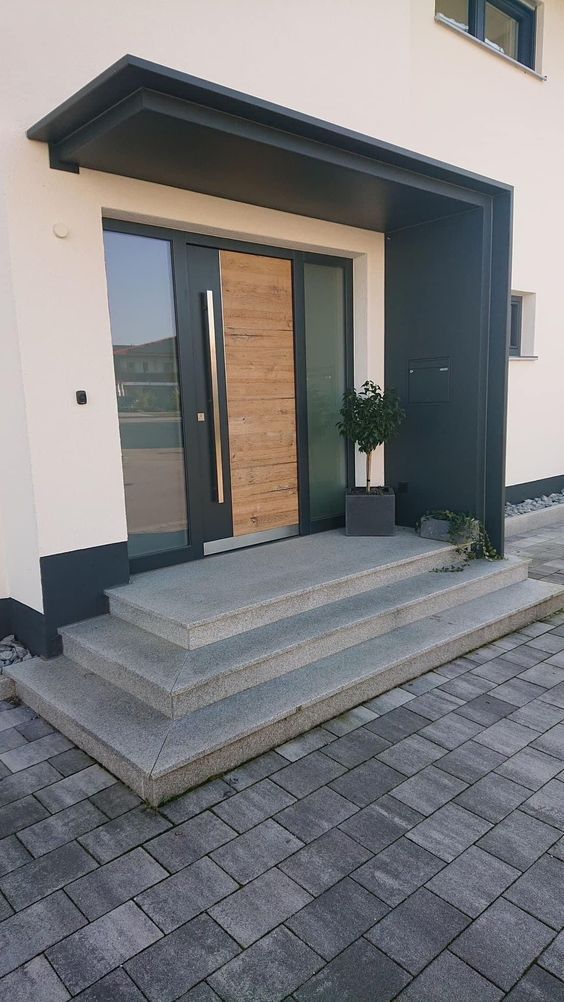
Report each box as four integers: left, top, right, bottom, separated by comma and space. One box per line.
415, 509, 500, 572
337, 381, 405, 491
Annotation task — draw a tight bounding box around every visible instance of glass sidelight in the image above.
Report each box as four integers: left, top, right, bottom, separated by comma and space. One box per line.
103, 230, 189, 559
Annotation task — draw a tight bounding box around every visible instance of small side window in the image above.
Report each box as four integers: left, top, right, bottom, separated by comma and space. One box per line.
509, 296, 522, 356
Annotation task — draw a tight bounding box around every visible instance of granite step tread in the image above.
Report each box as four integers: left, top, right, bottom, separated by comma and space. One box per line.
106, 528, 458, 648
61, 556, 527, 717
8, 577, 563, 804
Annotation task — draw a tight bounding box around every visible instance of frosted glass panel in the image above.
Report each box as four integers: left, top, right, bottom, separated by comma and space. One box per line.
304, 262, 347, 521
104, 230, 189, 558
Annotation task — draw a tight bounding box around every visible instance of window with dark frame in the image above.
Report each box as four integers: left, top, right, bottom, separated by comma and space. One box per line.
436, 0, 536, 69
510, 295, 523, 356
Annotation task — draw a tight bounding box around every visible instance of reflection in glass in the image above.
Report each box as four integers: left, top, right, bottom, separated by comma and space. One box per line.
103, 230, 189, 558
435, 0, 469, 31
304, 262, 347, 521
485, 3, 518, 59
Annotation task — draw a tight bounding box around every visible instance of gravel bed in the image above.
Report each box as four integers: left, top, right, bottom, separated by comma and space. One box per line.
0, 636, 31, 672
506, 489, 564, 517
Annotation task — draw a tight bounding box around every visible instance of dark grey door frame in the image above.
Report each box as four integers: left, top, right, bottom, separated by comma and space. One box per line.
103, 218, 354, 572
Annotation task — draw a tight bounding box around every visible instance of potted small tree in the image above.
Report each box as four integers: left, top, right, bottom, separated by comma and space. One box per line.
337, 380, 405, 536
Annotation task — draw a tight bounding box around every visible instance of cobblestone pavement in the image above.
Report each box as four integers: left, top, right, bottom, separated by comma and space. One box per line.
1, 574, 564, 997
507, 521, 564, 586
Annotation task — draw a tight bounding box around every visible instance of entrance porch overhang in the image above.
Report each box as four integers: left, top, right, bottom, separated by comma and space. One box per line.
28, 54, 512, 563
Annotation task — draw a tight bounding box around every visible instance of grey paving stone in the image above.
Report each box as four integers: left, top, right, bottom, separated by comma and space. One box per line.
339, 794, 423, 852
509, 699, 564, 732
145, 810, 235, 872
521, 779, 564, 829
367, 886, 469, 974
280, 827, 371, 895
426, 845, 519, 916
73, 968, 146, 1001
0, 889, 12, 920
159, 778, 233, 824
451, 898, 554, 991
532, 722, 564, 760
89, 782, 141, 819
352, 835, 444, 905
366, 706, 428, 742
0, 955, 70, 1002
210, 867, 311, 947
436, 656, 477, 678
329, 758, 404, 807
505, 854, 564, 929
540, 930, 564, 981
457, 693, 520, 726
275, 727, 335, 762
406, 690, 464, 721
213, 778, 295, 833
478, 810, 561, 870
0, 707, 36, 734
294, 937, 410, 1002
418, 711, 484, 749
0, 727, 28, 753
177, 986, 222, 1002
519, 662, 564, 688
394, 950, 503, 1002
78, 805, 171, 863
0, 890, 86, 977
0, 840, 97, 911
376, 734, 446, 776
527, 633, 564, 654
224, 751, 286, 790
322, 726, 390, 768
504, 965, 564, 1002
364, 688, 415, 714
275, 786, 357, 843
324, 706, 377, 735
36, 765, 116, 813
209, 925, 321, 1002
127, 913, 240, 1002
473, 659, 525, 684
474, 718, 539, 755
0, 732, 72, 772
49, 749, 95, 777
438, 739, 505, 783
0, 834, 32, 876
0, 761, 61, 807
494, 678, 547, 707
286, 875, 388, 960
16, 716, 54, 740
438, 674, 496, 701
0, 794, 49, 837
403, 670, 447, 693
272, 751, 345, 798
19, 800, 107, 857
211, 818, 303, 884
136, 855, 238, 933
66, 847, 167, 920
496, 746, 564, 790
541, 680, 564, 708
455, 772, 530, 823
406, 802, 492, 861
47, 900, 162, 995
392, 765, 467, 816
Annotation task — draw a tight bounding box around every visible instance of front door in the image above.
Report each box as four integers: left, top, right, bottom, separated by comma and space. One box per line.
104, 222, 351, 571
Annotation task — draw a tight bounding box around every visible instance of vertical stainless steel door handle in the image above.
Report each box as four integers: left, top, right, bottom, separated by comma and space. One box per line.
204, 289, 225, 504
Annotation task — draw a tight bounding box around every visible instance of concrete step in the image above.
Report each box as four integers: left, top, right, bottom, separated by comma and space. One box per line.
106, 528, 459, 648
9, 577, 563, 805
62, 556, 528, 718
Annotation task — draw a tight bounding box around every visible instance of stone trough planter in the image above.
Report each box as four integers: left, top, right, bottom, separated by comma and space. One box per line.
418, 514, 479, 546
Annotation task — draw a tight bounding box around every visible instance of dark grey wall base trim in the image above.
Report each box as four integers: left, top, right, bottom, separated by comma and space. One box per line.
506, 475, 564, 505
0, 598, 11, 640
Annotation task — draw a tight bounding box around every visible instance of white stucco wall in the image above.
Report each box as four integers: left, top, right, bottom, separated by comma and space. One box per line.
0, 0, 563, 607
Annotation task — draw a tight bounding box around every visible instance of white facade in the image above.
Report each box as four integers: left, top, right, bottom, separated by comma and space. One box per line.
1, 0, 562, 619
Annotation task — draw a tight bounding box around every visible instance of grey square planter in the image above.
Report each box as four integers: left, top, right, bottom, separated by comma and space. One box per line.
345, 488, 395, 536
418, 514, 479, 545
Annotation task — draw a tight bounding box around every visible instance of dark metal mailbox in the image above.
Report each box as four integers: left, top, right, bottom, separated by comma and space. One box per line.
408, 357, 450, 404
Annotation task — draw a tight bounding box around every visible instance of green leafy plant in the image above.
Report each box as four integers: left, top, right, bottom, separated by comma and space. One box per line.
416, 509, 500, 571
337, 381, 405, 491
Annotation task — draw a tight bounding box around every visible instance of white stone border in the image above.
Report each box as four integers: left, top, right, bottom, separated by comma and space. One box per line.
505, 503, 564, 537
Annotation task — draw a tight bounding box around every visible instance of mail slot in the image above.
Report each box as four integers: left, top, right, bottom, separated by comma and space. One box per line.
408, 357, 450, 404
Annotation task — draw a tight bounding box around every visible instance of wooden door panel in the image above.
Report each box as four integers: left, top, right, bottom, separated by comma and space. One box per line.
220, 250, 299, 536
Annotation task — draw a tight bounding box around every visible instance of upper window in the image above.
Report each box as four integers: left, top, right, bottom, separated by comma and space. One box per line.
436, 0, 536, 69
509, 296, 523, 356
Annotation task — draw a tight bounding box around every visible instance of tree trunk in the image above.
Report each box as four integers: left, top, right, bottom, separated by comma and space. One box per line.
366, 451, 372, 492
